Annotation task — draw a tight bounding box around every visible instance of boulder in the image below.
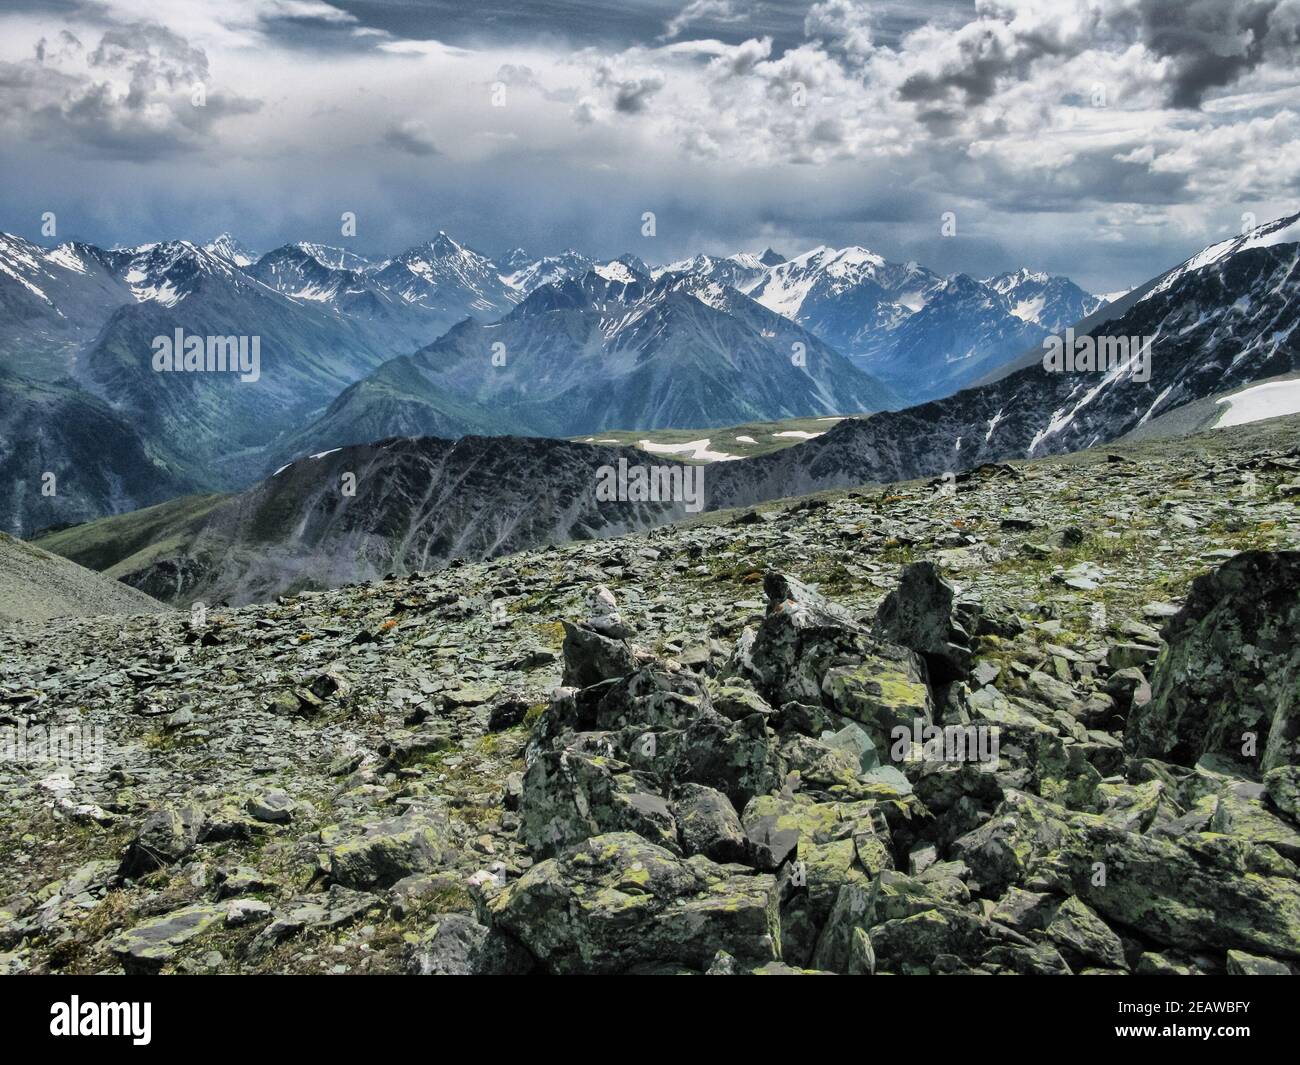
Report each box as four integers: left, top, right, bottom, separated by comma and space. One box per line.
1225, 950, 1290, 975
118, 803, 205, 878
252, 885, 381, 954
483, 832, 781, 974
821, 651, 932, 752
404, 913, 535, 975
561, 622, 636, 689
519, 748, 678, 856
873, 561, 975, 684
326, 811, 456, 889
1126, 551, 1300, 772
748, 571, 870, 707
1045, 896, 1127, 970
108, 903, 225, 974
672, 784, 748, 863
1045, 814, 1300, 960
1265, 765, 1300, 820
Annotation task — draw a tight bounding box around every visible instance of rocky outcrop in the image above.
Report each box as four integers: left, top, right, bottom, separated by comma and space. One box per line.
1126, 550, 1300, 771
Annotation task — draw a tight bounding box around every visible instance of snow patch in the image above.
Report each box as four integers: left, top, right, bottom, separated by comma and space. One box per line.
1214, 378, 1300, 428
637, 438, 739, 462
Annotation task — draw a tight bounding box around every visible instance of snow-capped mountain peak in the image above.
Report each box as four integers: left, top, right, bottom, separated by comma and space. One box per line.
204, 233, 258, 268
284, 242, 371, 272
375, 231, 518, 313
981, 267, 1104, 330
502, 249, 594, 294
1141, 211, 1300, 304
594, 260, 640, 284
123, 240, 250, 306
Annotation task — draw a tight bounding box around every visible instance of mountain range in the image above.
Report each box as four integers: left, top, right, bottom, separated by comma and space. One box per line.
0, 224, 1105, 538
33, 211, 1300, 606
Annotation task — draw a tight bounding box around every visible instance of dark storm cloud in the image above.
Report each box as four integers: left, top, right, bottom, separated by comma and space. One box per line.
611, 73, 667, 113
381, 119, 439, 155
898, 25, 1067, 109
895, 0, 1299, 119
257, 1, 966, 53
1136, 0, 1300, 108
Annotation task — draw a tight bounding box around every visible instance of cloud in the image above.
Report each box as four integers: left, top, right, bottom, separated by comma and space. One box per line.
662, 1, 751, 43
0, 21, 259, 159
804, 0, 876, 63
885, 0, 1300, 118
1135, 0, 1300, 108
381, 118, 438, 156
3, 0, 1298, 293
593, 58, 666, 113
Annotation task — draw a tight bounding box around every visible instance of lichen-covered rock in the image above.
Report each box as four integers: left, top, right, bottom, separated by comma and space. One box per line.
1225, 949, 1290, 975
869, 906, 998, 975
1046, 896, 1127, 970
483, 832, 781, 974
252, 885, 382, 954
108, 903, 225, 974
1126, 550, 1300, 772
594, 665, 713, 732
740, 793, 892, 964
822, 652, 932, 752
668, 711, 779, 808
1043, 815, 1300, 960
951, 789, 1072, 897
873, 561, 975, 684
1209, 780, 1300, 863
561, 621, 636, 689
326, 811, 456, 889
812, 880, 878, 973
519, 747, 678, 856
672, 783, 748, 863
404, 914, 535, 975
118, 803, 205, 878
742, 793, 848, 869
709, 681, 776, 722
749, 571, 871, 706
1265, 765, 1300, 820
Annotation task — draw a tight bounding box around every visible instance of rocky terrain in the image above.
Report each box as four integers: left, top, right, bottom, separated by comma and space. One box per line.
1, 417, 1297, 975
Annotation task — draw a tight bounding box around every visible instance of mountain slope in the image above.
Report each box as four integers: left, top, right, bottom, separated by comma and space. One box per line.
7, 415, 1299, 976
0, 234, 136, 381
0, 532, 169, 621
79, 242, 402, 491
0, 368, 189, 539
275, 270, 896, 465
707, 229, 1300, 508
854, 273, 1051, 403
38, 435, 703, 606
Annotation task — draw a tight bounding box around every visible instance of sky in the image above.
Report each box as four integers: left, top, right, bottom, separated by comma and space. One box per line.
0, 0, 1297, 292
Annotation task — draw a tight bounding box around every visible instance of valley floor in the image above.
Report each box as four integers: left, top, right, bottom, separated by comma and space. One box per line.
1, 416, 1298, 974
